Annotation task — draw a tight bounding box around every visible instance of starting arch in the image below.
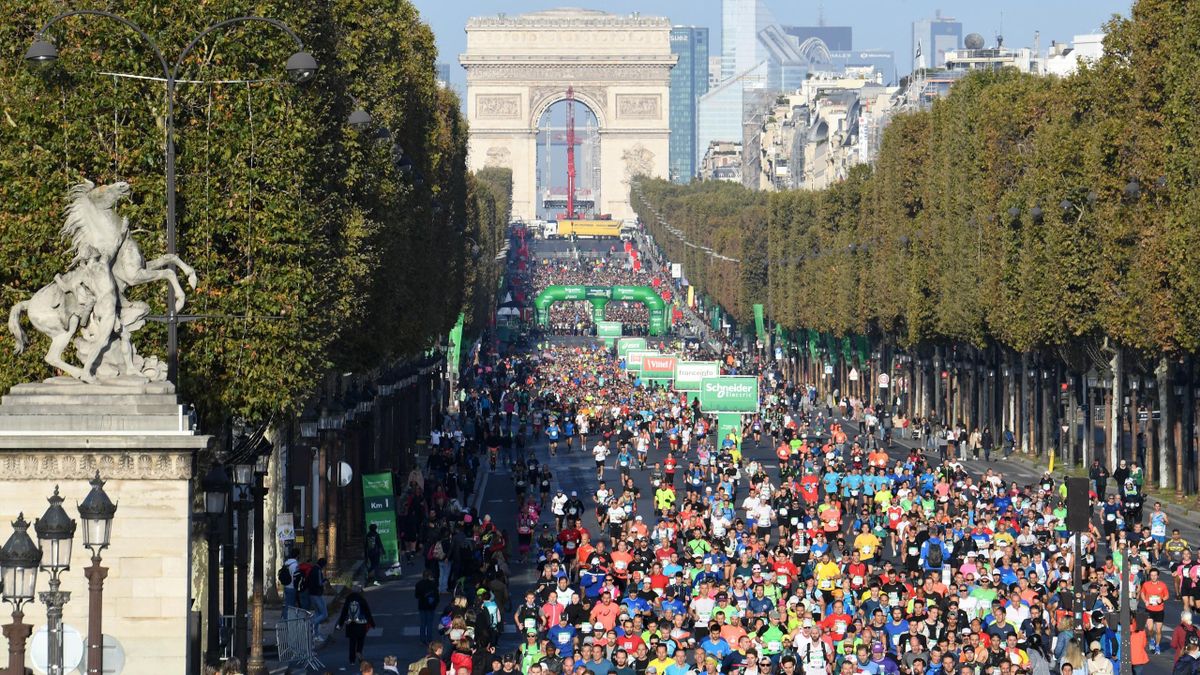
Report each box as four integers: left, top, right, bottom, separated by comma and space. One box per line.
534, 285, 668, 335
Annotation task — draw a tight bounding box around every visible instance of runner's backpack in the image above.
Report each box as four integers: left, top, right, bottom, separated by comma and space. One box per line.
927, 541, 943, 568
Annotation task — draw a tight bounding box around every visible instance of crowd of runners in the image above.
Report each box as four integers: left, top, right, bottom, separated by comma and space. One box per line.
407, 241, 1200, 675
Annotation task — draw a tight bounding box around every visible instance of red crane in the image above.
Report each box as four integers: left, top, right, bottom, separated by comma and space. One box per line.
565, 85, 577, 220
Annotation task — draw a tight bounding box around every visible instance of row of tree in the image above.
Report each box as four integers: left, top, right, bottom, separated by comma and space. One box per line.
0, 1, 508, 427
630, 0, 1200, 490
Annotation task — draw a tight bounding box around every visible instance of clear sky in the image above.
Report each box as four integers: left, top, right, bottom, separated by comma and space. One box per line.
412, 0, 1132, 93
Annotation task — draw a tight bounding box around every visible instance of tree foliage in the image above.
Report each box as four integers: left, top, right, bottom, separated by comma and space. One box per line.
632, 0, 1200, 363
0, 0, 487, 426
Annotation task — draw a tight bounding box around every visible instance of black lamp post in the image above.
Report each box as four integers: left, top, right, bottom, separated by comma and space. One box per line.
34, 488, 77, 675
201, 463, 231, 667
77, 473, 116, 675
0, 514, 41, 675
247, 447, 271, 675
25, 10, 317, 384
230, 463, 255, 664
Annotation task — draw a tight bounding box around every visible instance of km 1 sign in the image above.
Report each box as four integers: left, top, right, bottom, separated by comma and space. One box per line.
698, 376, 759, 413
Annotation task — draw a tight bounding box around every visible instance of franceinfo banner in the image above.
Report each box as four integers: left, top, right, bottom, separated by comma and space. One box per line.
673, 361, 720, 391
698, 376, 760, 413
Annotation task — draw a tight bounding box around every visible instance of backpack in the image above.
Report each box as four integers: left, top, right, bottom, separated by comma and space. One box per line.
347, 598, 367, 624
277, 564, 292, 587
305, 565, 325, 596
295, 562, 313, 593
927, 541, 943, 568
407, 660, 424, 675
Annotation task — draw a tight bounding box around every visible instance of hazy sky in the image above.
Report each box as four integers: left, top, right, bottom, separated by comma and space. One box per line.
413, 0, 1132, 91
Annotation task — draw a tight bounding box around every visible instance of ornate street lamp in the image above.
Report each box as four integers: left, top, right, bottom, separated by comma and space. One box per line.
201, 463, 230, 666
35, 487, 77, 675
231, 463, 255, 663
0, 514, 42, 675
77, 472, 116, 675
247, 447, 271, 675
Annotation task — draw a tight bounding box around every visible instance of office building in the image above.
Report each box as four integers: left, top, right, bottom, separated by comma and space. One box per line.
912, 12, 963, 71
783, 25, 853, 52
721, 0, 779, 80
669, 26, 710, 183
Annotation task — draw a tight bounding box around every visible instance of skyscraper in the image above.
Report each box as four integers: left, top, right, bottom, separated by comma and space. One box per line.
669, 26, 710, 183
721, 0, 778, 80
912, 12, 963, 71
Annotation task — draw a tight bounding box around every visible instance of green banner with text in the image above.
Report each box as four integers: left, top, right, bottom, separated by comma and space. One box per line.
362, 472, 399, 568
597, 321, 622, 347
753, 304, 765, 341
698, 376, 760, 413
717, 413, 744, 451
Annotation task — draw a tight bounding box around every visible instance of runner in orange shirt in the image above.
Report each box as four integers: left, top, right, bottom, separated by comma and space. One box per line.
1139, 567, 1170, 653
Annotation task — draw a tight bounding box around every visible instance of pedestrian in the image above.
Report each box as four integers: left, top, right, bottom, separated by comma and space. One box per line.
279, 547, 300, 619
382, 655, 401, 674
308, 557, 330, 638
336, 585, 375, 666
415, 569, 441, 643
365, 523, 385, 586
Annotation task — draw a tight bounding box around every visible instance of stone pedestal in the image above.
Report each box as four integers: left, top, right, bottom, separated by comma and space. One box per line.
0, 377, 210, 675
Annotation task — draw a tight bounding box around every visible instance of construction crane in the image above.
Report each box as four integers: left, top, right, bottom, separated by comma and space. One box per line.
564, 85, 578, 220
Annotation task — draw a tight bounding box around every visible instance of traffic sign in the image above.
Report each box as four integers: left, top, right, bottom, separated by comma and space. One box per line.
848, 368, 859, 382
877, 373, 890, 388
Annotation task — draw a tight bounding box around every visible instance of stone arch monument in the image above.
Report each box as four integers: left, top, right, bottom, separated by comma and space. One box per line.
461, 9, 675, 222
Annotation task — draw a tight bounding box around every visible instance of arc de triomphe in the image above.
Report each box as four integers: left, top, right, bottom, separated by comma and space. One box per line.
461, 9, 675, 222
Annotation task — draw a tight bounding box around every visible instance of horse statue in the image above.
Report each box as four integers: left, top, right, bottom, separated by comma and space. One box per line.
7, 179, 197, 383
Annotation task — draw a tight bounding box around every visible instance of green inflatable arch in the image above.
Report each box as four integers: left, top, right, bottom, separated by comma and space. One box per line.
534, 285, 669, 335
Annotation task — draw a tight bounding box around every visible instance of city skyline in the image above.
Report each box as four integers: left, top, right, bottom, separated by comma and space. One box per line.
416, 0, 1131, 94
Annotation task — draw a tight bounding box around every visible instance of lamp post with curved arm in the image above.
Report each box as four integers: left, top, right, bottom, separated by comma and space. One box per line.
26, 11, 318, 385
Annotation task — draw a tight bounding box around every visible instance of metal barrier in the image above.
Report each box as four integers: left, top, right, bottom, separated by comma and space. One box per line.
274, 607, 324, 671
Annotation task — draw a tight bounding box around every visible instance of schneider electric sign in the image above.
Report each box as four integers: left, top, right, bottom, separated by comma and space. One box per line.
698, 376, 760, 413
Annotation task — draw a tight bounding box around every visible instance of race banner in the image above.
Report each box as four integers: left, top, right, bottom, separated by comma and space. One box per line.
617, 337, 648, 359
362, 472, 399, 567
448, 312, 465, 376
716, 413, 743, 451
626, 349, 659, 372
698, 376, 760, 413
597, 321, 622, 346
642, 354, 678, 380
753, 304, 765, 341
674, 361, 720, 391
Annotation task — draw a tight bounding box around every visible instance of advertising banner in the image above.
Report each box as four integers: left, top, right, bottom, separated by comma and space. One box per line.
642, 354, 678, 380
362, 473, 399, 567
753, 304, 765, 341
674, 361, 720, 391
617, 337, 648, 359
716, 413, 743, 451
626, 349, 659, 372
448, 312, 465, 376
698, 376, 760, 413
597, 321, 622, 346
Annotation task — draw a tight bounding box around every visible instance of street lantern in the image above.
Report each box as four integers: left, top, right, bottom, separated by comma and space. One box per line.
348, 107, 373, 130
0, 514, 42, 607
201, 463, 231, 516
77, 472, 118, 553
231, 463, 255, 490
34, 486, 76, 574
23, 39, 57, 64
285, 50, 318, 82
